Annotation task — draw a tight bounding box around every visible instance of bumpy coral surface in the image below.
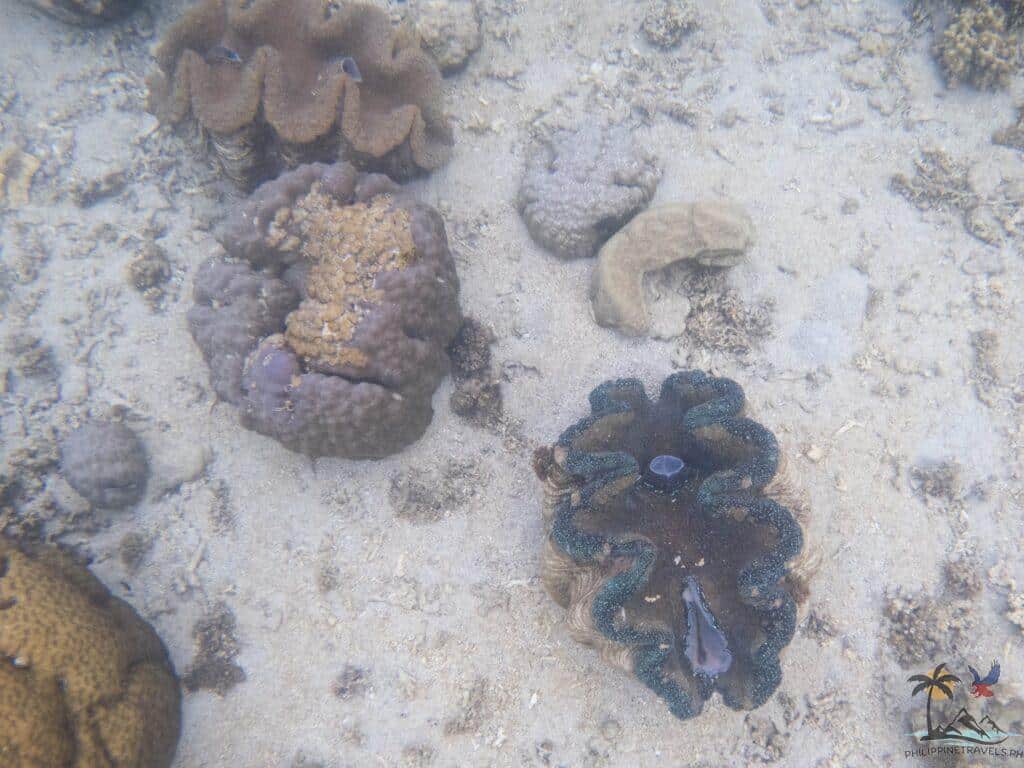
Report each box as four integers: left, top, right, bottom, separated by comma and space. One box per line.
189, 162, 462, 458
534, 372, 804, 719
147, 0, 454, 187
590, 201, 755, 336
517, 123, 661, 259
411, 0, 482, 73
0, 538, 181, 766
937, 1, 1018, 90
642, 0, 698, 48
60, 421, 149, 508
18, 0, 137, 24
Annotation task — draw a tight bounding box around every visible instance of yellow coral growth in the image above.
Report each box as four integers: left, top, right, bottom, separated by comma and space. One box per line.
280, 188, 416, 371
0, 539, 180, 767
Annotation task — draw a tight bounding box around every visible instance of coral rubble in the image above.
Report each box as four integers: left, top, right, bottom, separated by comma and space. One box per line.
937, 1, 1018, 90
411, 0, 482, 73
18, 0, 137, 24
189, 162, 462, 458
60, 421, 149, 509
642, 0, 698, 49
517, 122, 661, 259
0, 538, 181, 766
181, 602, 246, 695
147, 0, 453, 188
590, 202, 755, 336
885, 589, 976, 667
448, 316, 503, 426
533, 371, 804, 719
126, 242, 173, 310
684, 275, 775, 353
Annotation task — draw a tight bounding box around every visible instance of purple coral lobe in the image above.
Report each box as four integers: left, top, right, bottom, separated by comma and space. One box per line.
242, 342, 300, 424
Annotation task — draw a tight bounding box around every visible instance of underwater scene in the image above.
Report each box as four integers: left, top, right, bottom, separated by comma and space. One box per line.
1, 0, 1024, 766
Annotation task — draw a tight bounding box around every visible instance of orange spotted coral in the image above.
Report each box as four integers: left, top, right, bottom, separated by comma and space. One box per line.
0, 538, 181, 767
278, 191, 417, 373
147, 0, 453, 187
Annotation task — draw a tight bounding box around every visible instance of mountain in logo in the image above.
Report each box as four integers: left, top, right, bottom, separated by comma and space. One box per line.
940, 708, 988, 737
979, 715, 1006, 735
926, 708, 1009, 744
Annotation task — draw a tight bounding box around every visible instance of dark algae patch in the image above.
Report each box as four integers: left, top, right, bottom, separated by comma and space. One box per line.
182, 602, 246, 695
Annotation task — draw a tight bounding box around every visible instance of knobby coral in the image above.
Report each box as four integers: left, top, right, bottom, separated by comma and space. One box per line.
147, 0, 453, 187
937, 1, 1019, 90
189, 162, 462, 458
533, 372, 805, 719
0, 538, 181, 766
60, 421, 149, 509
517, 122, 661, 259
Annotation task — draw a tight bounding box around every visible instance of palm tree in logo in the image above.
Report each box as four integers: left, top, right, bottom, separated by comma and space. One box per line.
909, 663, 961, 737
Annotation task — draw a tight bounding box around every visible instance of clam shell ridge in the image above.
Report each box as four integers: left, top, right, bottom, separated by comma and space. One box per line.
538, 370, 804, 719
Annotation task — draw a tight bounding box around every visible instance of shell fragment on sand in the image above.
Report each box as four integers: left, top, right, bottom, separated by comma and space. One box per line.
0, 146, 40, 208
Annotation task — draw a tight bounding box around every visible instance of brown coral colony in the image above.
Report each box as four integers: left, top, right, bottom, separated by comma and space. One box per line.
148, 0, 454, 187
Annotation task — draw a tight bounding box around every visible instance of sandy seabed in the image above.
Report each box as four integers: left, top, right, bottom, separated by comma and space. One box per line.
2, 1, 1024, 766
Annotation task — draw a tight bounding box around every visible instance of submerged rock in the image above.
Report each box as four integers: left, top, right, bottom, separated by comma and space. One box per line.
642, 0, 698, 49
411, 0, 482, 73
0, 146, 40, 209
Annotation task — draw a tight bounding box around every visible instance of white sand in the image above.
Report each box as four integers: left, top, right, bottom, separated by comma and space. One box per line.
1, 0, 1023, 766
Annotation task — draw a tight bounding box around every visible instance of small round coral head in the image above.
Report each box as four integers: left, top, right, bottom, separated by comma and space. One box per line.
644, 454, 687, 493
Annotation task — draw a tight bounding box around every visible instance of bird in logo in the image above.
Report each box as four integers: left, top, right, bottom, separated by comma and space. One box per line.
968, 661, 1000, 698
